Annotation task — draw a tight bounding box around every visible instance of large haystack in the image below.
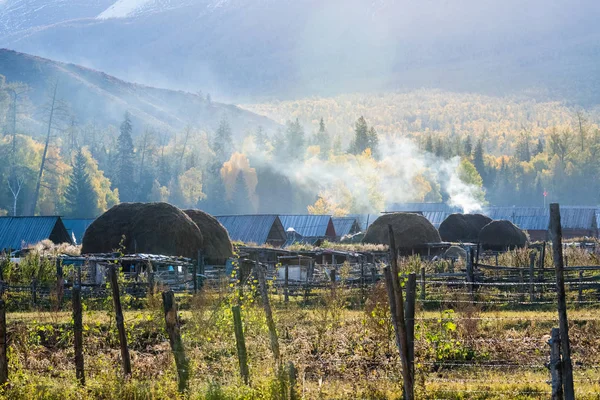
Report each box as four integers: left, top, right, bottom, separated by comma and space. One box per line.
184, 209, 234, 264
439, 213, 492, 243
479, 220, 528, 250
81, 202, 203, 259
363, 213, 441, 252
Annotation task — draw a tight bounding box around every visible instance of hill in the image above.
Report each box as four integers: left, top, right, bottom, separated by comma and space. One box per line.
0, 48, 276, 135
0, 0, 599, 104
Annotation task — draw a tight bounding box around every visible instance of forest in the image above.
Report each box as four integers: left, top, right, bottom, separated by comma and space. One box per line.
0, 79, 599, 219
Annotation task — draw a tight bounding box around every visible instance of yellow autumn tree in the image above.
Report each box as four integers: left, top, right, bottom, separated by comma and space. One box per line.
220, 152, 258, 211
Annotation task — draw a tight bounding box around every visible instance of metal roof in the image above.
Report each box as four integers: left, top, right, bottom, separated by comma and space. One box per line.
332, 217, 361, 237
62, 218, 95, 245
482, 206, 598, 231
0, 216, 73, 251
279, 215, 336, 238
216, 215, 286, 245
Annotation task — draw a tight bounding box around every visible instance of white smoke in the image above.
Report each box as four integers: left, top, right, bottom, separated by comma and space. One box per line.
246, 134, 484, 215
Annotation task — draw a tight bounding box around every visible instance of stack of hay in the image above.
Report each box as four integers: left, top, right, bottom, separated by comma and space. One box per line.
438, 213, 492, 243
184, 209, 233, 264
479, 220, 528, 250
362, 213, 441, 253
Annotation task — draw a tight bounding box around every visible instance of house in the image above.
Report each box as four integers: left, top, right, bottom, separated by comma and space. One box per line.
0, 216, 73, 252
332, 217, 362, 240
62, 218, 95, 245
279, 215, 336, 245
216, 215, 287, 247
482, 206, 599, 241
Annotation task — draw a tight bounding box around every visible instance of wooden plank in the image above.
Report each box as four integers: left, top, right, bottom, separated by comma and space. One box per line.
255, 258, 280, 363
162, 290, 189, 393
232, 305, 250, 384
108, 265, 132, 375
72, 285, 85, 385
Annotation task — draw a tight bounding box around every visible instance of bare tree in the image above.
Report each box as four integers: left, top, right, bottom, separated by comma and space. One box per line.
30, 81, 70, 215
7, 171, 25, 216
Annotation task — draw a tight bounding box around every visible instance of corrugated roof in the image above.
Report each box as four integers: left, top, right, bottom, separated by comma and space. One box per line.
216, 215, 286, 245
482, 206, 598, 231
63, 218, 95, 245
279, 215, 336, 238
332, 217, 361, 237
0, 216, 72, 251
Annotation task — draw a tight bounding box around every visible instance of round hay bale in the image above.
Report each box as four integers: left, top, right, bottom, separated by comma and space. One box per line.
363, 213, 441, 252
82, 202, 203, 259
184, 209, 234, 264
444, 245, 467, 260
479, 220, 528, 250
439, 213, 492, 242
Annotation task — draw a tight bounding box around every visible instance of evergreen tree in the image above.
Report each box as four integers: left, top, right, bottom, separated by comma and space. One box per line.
115, 112, 136, 202
255, 125, 267, 152
367, 126, 379, 159
464, 135, 473, 157
285, 118, 305, 160
65, 149, 97, 218
350, 116, 369, 154
534, 138, 544, 156
473, 139, 486, 182
313, 118, 331, 159
515, 134, 531, 162
424, 135, 434, 153
231, 171, 251, 214
213, 118, 233, 162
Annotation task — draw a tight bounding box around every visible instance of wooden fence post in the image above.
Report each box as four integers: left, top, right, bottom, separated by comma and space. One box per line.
529, 252, 535, 302
108, 265, 132, 376
371, 265, 377, 285
284, 264, 289, 303
193, 252, 199, 294
420, 267, 426, 301
162, 290, 189, 393
31, 278, 37, 306
330, 267, 336, 295
288, 361, 298, 400
384, 225, 414, 400
56, 259, 64, 310
548, 327, 563, 400
232, 305, 250, 384
72, 285, 85, 386
578, 270, 584, 303
519, 270, 525, 303
0, 299, 7, 385
404, 272, 416, 399
549, 203, 574, 400
255, 258, 280, 363
465, 246, 474, 302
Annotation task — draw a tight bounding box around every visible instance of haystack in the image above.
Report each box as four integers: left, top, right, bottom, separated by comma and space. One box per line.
439, 213, 492, 243
444, 245, 467, 260
363, 213, 441, 252
81, 202, 203, 259
479, 220, 528, 250
184, 209, 233, 264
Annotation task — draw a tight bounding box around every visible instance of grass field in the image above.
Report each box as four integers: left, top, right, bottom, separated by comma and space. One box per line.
1, 281, 599, 400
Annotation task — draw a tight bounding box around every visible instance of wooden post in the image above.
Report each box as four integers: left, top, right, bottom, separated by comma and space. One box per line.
330, 267, 336, 295
549, 203, 574, 400
404, 272, 416, 399
420, 267, 426, 301
529, 252, 535, 302
284, 264, 289, 303
0, 299, 7, 385
538, 245, 545, 299
371, 265, 377, 285
578, 270, 584, 303
360, 260, 365, 303
519, 270, 525, 303
288, 361, 298, 400
385, 225, 414, 400
256, 258, 280, 363
232, 305, 250, 384
193, 252, 199, 294
548, 327, 563, 400
162, 290, 189, 393
108, 265, 132, 376
72, 285, 85, 386
56, 259, 64, 309
31, 278, 37, 306
465, 246, 474, 301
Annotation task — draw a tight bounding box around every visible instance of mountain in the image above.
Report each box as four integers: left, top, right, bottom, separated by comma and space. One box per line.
1, 0, 600, 104
0, 48, 276, 135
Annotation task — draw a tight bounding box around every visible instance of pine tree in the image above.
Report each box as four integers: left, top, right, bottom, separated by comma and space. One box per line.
231, 172, 251, 214
116, 112, 137, 202
313, 117, 331, 159
473, 139, 486, 182
515, 134, 531, 162
367, 126, 379, 159
424, 135, 434, 153
464, 135, 473, 157
255, 125, 267, 152
65, 149, 97, 218
285, 118, 305, 160
534, 138, 544, 156
350, 116, 369, 154
213, 118, 233, 162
